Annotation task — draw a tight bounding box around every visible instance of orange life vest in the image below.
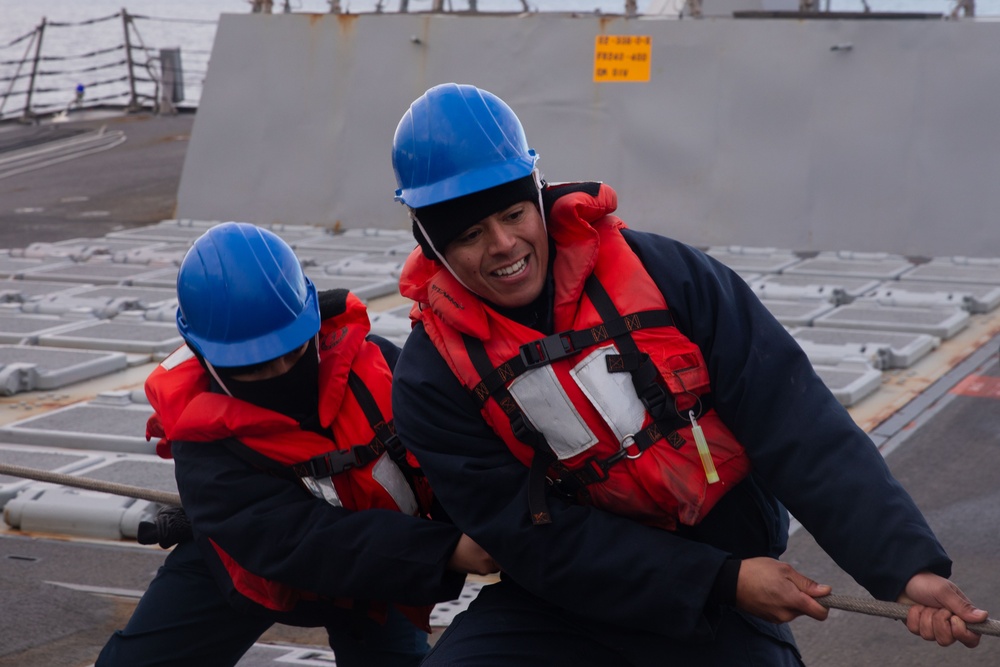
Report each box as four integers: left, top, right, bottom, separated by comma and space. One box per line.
400, 183, 751, 531
145, 292, 433, 629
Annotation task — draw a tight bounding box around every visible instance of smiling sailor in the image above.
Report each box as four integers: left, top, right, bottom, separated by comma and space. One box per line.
389, 82, 988, 666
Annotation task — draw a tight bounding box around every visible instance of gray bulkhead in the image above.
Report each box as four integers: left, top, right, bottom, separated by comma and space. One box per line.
177, 12, 1000, 257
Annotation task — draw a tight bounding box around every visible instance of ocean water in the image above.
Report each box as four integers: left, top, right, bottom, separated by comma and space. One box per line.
0, 0, 994, 118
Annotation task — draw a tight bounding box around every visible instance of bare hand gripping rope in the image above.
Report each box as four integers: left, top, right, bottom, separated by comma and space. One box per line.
2, 462, 999, 636
818, 595, 1000, 637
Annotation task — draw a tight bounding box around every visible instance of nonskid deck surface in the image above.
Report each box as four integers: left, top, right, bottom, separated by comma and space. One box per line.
1, 222, 997, 533
0, 219, 996, 666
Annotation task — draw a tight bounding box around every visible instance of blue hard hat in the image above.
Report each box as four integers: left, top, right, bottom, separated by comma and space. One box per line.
392, 83, 539, 209
176, 222, 320, 368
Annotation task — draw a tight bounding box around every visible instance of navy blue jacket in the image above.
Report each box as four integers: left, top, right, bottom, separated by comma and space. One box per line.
392, 223, 951, 641
172, 334, 467, 626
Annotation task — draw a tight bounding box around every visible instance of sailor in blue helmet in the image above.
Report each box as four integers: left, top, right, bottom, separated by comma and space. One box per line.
389, 83, 988, 665
97, 221, 496, 667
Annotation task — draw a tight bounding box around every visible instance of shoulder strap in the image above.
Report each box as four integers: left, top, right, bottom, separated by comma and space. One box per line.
464, 334, 555, 526
345, 371, 419, 475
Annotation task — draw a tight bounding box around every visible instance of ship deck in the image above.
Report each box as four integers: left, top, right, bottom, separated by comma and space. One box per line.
0, 111, 997, 666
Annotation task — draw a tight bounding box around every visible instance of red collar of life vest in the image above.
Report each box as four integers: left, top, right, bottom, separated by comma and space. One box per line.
146, 292, 375, 459
399, 182, 618, 339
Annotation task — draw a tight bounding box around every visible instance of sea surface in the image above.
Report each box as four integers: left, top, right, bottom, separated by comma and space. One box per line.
0, 0, 996, 117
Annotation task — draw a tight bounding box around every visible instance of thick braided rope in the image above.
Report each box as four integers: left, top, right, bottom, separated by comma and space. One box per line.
0, 461, 181, 506
818, 594, 1000, 637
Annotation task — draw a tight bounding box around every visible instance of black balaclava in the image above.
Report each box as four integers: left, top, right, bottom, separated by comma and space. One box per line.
214, 337, 320, 422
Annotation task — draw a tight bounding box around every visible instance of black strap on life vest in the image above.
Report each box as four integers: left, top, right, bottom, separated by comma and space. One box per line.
220, 437, 300, 483
583, 275, 690, 430
545, 276, 710, 496
291, 371, 427, 511
345, 371, 422, 480
469, 309, 673, 408
464, 332, 556, 525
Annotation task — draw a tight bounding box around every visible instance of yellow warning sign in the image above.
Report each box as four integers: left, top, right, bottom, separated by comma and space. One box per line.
593, 35, 651, 83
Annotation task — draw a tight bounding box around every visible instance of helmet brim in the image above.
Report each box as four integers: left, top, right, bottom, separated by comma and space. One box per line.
397, 154, 537, 209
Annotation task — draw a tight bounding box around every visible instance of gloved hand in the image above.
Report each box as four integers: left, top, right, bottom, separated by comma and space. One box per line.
137, 505, 193, 549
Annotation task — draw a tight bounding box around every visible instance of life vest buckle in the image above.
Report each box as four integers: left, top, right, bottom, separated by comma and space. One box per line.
519, 331, 576, 369
552, 436, 643, 494
565, 456, 612, 487
639, 381, 670, 420
510, 412, 545, 448
380, 431, 406, 461
297, 449, 358, 479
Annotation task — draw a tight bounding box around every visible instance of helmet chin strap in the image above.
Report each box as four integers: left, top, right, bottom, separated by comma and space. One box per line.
413, 169, 547, 297
532, 168, 547, 234
203, 357, 234, 397
411, 212, 476, 294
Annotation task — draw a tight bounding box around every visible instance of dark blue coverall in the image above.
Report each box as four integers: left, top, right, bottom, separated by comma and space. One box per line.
392, 203, 952, 667
98, 334, 467, 667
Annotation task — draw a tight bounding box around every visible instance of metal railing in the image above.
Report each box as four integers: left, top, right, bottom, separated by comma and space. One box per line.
0, 9, 214, 123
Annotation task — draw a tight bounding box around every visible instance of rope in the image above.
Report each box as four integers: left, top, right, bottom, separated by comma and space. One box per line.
818, 594, 1000, 637
38, 44, 126, 62
47, 13, 123, 28
129, 14, 219, 25
1, 75, 130, 96
0, 28, 39, 51
40, 59, 129, 76
0, 60, 126, 83
1, 91, 132, 118
0, 461, 181, 507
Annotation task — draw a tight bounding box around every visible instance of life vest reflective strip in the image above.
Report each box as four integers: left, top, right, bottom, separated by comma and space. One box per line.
145, 291, 432, 628
407, 190, 751, 531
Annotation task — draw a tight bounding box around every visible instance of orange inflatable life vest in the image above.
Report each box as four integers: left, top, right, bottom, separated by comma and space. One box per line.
401, 183, 751, 532
145, 291, 433, 629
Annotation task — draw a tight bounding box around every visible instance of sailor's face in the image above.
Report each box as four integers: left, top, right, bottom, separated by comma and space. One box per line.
229, 340, 310, 381
443, 201, 548, 309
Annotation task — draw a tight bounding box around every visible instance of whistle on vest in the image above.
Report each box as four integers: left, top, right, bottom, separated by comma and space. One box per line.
689, 410, 720, 484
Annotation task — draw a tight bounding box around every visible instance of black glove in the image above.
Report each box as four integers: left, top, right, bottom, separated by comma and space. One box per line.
137, 505, 193, 549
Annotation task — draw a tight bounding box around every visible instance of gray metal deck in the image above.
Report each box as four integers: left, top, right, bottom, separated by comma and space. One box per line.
2, 225, 999, 534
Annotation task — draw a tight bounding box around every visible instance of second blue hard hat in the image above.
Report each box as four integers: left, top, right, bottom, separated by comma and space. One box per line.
176, 222, 320, 368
